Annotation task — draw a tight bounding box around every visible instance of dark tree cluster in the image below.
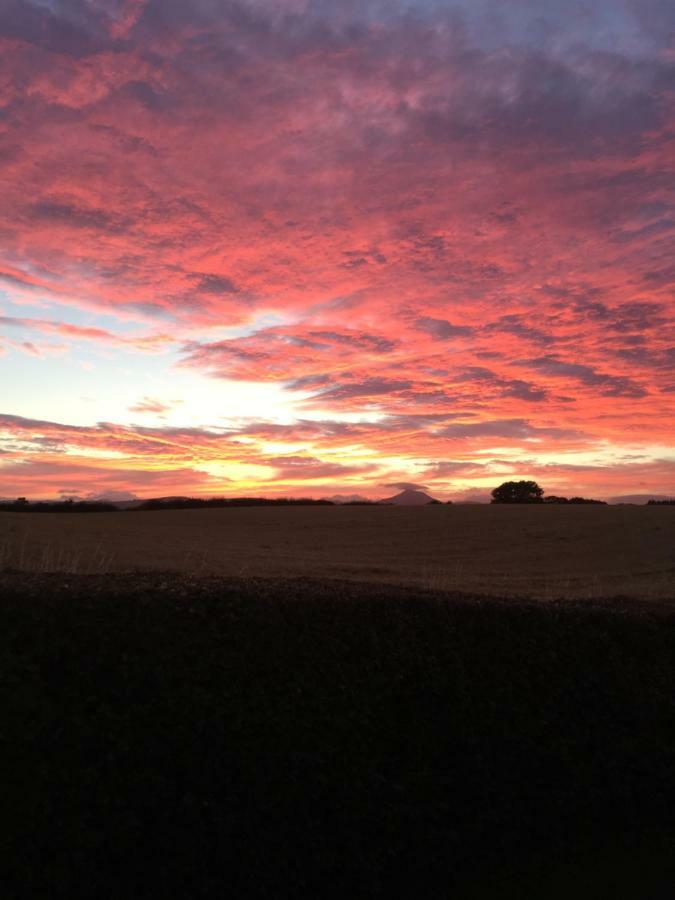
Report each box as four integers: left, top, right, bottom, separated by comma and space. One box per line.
491, 482, 606, 504
647, 499, 675, 505
544, 496, 607, 505
135, 497, 334, 511
490, 481, 544, 504
1, 498, 118, 513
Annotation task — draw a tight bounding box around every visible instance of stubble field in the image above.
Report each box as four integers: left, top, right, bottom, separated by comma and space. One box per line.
1, 503, 674, 601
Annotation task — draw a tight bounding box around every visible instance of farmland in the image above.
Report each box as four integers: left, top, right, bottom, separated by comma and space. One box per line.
2, 505, 675, 897
1, 503, 674, 601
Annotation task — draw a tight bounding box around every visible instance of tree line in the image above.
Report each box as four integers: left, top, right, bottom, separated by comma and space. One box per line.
490, 481, 606, 504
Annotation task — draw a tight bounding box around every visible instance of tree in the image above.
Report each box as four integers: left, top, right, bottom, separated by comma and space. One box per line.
491, 481, 544, 504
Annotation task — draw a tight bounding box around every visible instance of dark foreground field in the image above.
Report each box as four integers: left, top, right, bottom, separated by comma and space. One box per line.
2, 574, 675, 898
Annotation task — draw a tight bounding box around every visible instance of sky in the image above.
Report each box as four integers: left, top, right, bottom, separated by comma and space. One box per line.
0, 0, 674, 502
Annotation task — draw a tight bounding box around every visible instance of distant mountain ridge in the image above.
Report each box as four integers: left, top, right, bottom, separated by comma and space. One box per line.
378, 489, 439, 506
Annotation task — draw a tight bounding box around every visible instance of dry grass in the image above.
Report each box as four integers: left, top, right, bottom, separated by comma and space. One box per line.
1, 504, 674, 601
0, 530, 114, 575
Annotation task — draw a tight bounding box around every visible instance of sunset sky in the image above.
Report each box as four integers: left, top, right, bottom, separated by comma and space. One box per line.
0, 0, 674, 501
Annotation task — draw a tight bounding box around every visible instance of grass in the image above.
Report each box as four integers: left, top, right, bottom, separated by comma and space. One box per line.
2, 573, 675, 898
0, 536, 114, 574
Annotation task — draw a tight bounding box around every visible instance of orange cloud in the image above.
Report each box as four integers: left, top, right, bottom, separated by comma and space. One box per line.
0, 1, 673, 498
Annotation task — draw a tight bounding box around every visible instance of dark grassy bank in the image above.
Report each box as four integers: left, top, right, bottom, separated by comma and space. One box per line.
2, 575, 674, 898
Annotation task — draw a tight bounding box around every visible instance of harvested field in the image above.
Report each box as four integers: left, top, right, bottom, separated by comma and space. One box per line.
1, 504, 674, 600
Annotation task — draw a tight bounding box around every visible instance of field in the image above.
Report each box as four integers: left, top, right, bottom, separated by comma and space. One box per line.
1, 503, 675, 601
3, 573, 675, 898
2, 506, 675, 897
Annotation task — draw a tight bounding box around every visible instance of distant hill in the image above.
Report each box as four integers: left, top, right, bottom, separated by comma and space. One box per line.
611, 494, 675, 505
322, 494, 372, 504
133, 496, 335, 511
378, 489, 439, 506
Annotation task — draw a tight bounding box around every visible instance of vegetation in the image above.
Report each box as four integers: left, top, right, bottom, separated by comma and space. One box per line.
544, 496, 607, 505
2, 574, 674, 898
648, 499, 675, 505
135, 497, 335, 510
491, 480, 544, 503
0, 498, 118, 513
492, 482, 606, 505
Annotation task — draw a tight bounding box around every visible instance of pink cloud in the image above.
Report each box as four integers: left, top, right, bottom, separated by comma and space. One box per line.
0, 315, 172, 351
0, 2, 673, 496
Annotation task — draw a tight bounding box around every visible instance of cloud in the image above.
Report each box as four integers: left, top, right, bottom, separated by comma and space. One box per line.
313, 378, 413, 402
266, 455, 374, 480
514, 356, 648, 398
382, 481, 428, 492
0, 315, 172, 351
422, 461, 487, 478
415, 317, 474, 340
483, 315, 552, 346
128, 397, 180, 415
0, 0, 673, 497
29, 200, 128, 233
193, 274, 240, 295
452, 367, 548, 402
438, 419, 584, 441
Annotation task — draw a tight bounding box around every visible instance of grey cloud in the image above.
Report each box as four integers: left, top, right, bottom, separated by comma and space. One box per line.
122, 80, 173, 112
484, 315, 552, 345
563, 298, 668, 334
0, 272, 43, 292
438, 418, 584, 440
315, 378, 413, 401
416, 317, 474, 339
29, 201, 128, 233
515, 355, 648, 398
453, 367, 548, 402
194, 274, 240, 294
0, 0, 109, 55
502, 379, 548, 402
125, 302, 177, 321
285, 373, 332, 391
308, 331, 396, 353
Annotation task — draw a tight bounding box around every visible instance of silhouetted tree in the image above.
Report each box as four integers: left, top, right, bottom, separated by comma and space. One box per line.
135, 497, 334, 511
491, 481, 544, 504
535, 493, 607, 505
